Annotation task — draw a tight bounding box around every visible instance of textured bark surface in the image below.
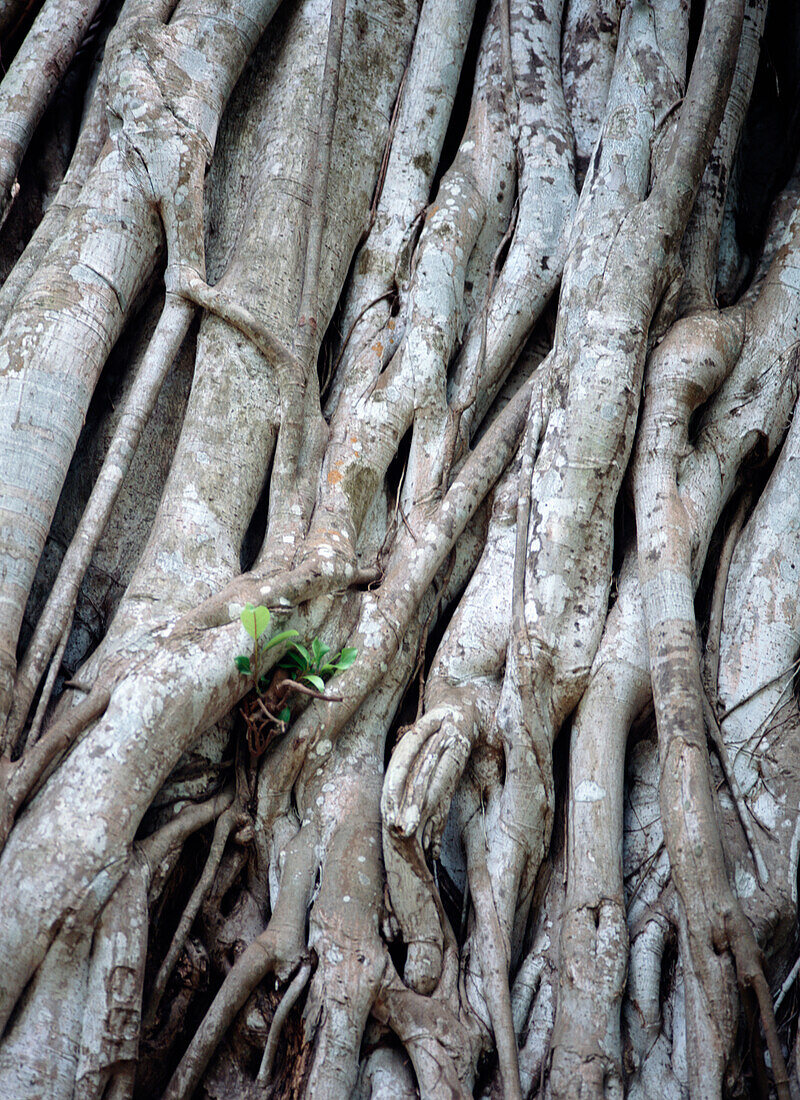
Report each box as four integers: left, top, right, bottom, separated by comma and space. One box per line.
1, 0, 800, 1096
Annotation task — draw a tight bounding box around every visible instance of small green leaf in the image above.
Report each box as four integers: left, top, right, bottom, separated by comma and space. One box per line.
234, 655, 251, 673
241, 603, 270, 639
333, 647, 358, 670
277, 706, 292, 723
311, 638, 329, 665
279, 649, 307, 671
257, 675, 270, 694
318, 663, 336, 677
303, 673, 326, 692
292, 643, 311, 665
262, 628, 300, 651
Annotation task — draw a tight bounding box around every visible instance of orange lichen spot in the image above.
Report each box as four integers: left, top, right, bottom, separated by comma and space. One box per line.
327, 467, 343, 485
372, 342, 384, 356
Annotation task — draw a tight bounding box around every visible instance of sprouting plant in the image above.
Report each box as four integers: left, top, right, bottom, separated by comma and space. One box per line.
234, 608, 358, 757
278, 637, 358, 692
234, 603, 299, 696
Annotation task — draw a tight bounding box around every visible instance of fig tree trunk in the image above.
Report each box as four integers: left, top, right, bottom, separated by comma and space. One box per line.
1, 0, 800, 1096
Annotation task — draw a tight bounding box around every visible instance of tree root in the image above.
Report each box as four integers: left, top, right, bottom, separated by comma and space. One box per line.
163, 825, 317, 1100
7, 293, 195, 746
4, 1, 800, 1096
255, 960, 312, 1088
634, 281, 788, 1094
0, 0, 106, 218
726, 907, 791, 1100
145, 801, 248, 1026
462, 786, 522, 1100
382, 700, 478, 992
0, 686, 110, 850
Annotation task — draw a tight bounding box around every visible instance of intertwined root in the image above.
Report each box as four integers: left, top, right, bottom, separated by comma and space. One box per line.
383, 702, 477, 994
2, 0, 800, 1096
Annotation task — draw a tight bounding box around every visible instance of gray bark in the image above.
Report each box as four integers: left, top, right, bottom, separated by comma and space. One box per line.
1, 0, 800, 1097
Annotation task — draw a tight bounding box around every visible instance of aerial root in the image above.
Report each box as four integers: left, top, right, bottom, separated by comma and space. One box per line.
666, 732, 791, 1098
162, 929, 280, 1100
382, 825, 445, 994
179, 276, 300, 375
180, 537, 375, 636
139, 787, 237, 877
0, 686, 110, 851
16, 612, 73, 753
382, 703, 477, 992
163, 827, 317, 1100
6, 292, 195, 747
145, 801, 249, 1027
774, 953, 800, 1014
255, 960, 312, 1089
725, 910, 791, 1100
550, 901, 629, 1100
462, 789, 522, 1100
73, 854, 151, 1100
701, 694, 769, 885
702, 489, 769, 884
375, 964, 474, 1099
383, 704, 477, 843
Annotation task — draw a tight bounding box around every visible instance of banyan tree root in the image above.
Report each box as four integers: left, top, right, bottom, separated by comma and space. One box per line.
2, 0, 800, 1097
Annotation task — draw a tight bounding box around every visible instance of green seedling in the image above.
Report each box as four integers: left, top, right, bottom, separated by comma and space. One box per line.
235, 609, 357, 756
234, 603, 299, 694
279, 637, 358, 692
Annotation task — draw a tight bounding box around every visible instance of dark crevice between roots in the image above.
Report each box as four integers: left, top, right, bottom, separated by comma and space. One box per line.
239, 457, 273, 574
737, 0, 800, 260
